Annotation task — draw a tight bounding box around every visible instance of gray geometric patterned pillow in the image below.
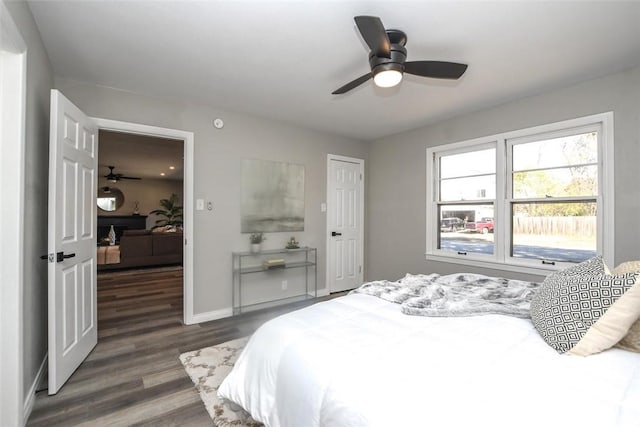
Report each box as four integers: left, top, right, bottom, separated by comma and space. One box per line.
548, 255, 608, 278
531, 257, 638, 353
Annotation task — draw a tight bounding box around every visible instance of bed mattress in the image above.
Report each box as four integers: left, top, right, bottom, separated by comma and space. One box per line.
218, 293, 640, 427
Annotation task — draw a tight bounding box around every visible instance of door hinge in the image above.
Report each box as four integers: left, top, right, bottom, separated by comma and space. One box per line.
359, 265, 362, 273
360, 173, 362, 180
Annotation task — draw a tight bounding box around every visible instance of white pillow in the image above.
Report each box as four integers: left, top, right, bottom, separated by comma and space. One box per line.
612, 261, 640, 353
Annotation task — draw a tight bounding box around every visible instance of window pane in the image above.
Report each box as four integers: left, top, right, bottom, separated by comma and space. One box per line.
512, 202, 596, 263
440, 148, 495, 179
438, 204, 494, 255
512, 132, 597, 171
513, 165, 597, 199
440, 175, 496, 201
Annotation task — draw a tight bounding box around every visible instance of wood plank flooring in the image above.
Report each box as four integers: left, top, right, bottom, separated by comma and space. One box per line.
28, 266, 344, 426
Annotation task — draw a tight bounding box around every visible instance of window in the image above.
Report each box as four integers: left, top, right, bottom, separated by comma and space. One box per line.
426, 113, 613, 274
436, 145, 496, 256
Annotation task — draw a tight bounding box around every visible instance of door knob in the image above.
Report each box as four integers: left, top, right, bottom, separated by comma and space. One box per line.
56, 252, 76, 262
331, 231, 342, 236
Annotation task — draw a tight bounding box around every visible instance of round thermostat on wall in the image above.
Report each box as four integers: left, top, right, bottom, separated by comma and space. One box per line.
213, 118, 224, 129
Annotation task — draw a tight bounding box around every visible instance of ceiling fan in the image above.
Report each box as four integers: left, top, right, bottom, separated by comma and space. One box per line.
332, 16, 468, 95
104, 165, 141, 183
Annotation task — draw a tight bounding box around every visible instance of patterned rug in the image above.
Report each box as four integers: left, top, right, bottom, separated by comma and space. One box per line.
179, 337, 263, 427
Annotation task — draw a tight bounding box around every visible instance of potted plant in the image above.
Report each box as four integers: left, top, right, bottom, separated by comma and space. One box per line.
249, 233, 265, 253
150, 193, 183, 231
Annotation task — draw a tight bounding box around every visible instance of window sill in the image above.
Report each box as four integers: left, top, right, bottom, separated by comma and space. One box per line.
424, 253, 557, 278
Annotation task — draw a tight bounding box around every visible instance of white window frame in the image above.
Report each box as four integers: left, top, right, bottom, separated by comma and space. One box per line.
426, 112, 614, 276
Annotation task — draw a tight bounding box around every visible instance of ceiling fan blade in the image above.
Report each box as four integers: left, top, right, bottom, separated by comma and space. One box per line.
332, 73, 373, 95
404, 61, 468, 79
120, 176, 142, 180
354, 16, 390, 58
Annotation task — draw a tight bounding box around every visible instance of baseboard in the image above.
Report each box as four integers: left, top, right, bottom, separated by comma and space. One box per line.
316, 288, 330, 297
23, 355, 47, 422
190, 307, 233, 324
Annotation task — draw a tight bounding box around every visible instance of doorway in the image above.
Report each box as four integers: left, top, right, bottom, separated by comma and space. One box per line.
93, 118, 195, 324
326, 154, 365, 293
96, 130, 186, 339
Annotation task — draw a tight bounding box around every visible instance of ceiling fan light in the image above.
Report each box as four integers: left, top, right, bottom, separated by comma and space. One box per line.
373, 69, 403, 88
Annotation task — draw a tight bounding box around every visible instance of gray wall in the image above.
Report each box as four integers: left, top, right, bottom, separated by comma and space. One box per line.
367, 66, 640, 283
97, 177, 184, 230
5, 0, 54, 403
55, 78, 368, 314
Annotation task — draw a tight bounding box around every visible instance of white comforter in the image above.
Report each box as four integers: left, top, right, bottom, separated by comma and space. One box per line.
218, 293, 640, 427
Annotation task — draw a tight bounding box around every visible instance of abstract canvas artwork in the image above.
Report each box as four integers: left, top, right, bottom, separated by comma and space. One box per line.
241, 159, 305, 232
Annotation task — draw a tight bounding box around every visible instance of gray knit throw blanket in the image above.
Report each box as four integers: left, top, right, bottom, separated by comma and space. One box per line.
351, 273, 540, 319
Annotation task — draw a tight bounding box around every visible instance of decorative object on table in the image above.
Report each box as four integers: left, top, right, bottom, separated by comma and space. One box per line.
285, 237, 300, 249
132, 200, 140, 215
241, 158, 305, 233
150, 193, 183, 230
108, 225, 116, 246
249, 233, 265, 253
263, 258, 286, 270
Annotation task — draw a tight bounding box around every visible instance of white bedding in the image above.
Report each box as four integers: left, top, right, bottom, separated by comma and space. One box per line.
218, 293, 640, 427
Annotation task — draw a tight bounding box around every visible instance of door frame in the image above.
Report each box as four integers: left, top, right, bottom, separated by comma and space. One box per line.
325, 154, 365, 294
0, 2, 27, 425
92, 118, 196, 324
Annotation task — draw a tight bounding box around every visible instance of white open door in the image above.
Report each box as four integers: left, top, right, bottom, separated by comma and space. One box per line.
47, 90, 98, 394
327, 155, 364, 293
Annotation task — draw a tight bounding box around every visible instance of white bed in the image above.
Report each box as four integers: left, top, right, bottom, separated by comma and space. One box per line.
219, 292, 640, 427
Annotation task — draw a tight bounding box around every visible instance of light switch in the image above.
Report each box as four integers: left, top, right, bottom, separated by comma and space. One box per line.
196, 199, 204, 211
320, 202, 327, 212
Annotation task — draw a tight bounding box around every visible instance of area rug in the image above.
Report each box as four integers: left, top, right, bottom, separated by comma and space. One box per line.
179, 337, 263, 427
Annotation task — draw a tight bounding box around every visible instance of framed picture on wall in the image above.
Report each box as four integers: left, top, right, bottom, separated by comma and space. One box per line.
241, 158, 305, 232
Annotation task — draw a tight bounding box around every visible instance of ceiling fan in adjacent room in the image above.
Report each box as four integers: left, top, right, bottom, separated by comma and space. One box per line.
104, 165, 141, 183
332, 15, 468, 95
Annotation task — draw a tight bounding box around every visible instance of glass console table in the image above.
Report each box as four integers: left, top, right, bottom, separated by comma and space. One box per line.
232, 247, 317, 314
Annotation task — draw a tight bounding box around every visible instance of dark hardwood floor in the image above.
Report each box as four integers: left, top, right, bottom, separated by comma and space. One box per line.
28, 266, 343, 426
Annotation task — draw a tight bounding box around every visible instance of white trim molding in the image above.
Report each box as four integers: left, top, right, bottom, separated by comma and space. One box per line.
91, 118, 197, 325
190, 308, 234, 324
426, 112, 614, 275
23, 356, 47, 422
316, 288, 330, 297
0, 3, 27, 425
600, 112, 615, 268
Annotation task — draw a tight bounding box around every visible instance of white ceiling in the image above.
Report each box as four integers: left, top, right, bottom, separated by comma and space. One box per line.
29, 1, 640, 141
